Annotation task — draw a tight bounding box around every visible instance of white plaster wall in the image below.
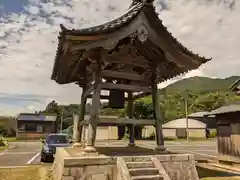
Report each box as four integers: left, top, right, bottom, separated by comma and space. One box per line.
83, 126, 118, 140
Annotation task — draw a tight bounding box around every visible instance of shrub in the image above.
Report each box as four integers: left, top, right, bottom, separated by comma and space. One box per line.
0, 136, 7, 147
0, 125, 7, 136
210, 129, 217, 138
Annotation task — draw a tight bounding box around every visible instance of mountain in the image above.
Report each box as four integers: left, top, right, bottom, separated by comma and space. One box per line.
164, 76, 240, 93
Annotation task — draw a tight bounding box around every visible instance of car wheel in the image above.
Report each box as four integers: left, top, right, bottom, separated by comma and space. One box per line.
40, 156, 45, 162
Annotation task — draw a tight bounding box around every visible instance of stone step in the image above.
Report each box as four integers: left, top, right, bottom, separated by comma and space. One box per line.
127, 161, 154, 169
131, 174, 163, 180
123, 156, 152, 162
129, 168, 159, 176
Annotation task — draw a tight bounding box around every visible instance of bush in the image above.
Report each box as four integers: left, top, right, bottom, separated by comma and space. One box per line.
0, 136, 8, 147
0, 125, 7, 136
210, 129, 217, 138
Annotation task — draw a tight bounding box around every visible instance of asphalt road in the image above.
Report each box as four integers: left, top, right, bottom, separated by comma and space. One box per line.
0, 140, 217, 167
0, 141, 42, 167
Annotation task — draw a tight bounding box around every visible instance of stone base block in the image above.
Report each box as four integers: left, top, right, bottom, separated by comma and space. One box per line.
155, 145, 166, 152
72, 142, 82, 148
127, 143, 136, 147
52, 146, 199, 180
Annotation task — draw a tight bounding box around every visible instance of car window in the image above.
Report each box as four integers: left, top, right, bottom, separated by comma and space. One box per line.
46, 135, 68, 144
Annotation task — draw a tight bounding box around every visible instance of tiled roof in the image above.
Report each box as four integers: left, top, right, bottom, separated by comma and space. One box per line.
16, 113, 57, 121
207, 102, 240, 115
51, 0, 211, 85
59, 1, 143, 36
188, 111, 209, 118
162, 118, 206, 129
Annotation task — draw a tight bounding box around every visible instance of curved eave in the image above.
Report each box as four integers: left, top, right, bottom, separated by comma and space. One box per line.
59, 1, 143, 37
51, 1, 143, 82
51, 1, 211, 84
142, 5, 211, 64
51, 37, 62, 81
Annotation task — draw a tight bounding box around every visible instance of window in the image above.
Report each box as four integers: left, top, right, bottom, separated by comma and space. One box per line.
19, 124, 25, 131
37, 124, 43, 132
25, 123, 37, 132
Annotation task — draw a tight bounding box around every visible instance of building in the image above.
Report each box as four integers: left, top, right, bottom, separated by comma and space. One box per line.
207, 102, 240, 164
16, 113, 57, 140
162, 118, 206, 139
188, 111, 217, 129
229, 78, 240, 95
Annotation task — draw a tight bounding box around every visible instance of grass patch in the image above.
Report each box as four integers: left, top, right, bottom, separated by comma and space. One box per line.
0, 146, 7, 152
0, 166, 52, 180
201, 177, 240, 180
2, 137, 17, 142
164, 137, 216, 142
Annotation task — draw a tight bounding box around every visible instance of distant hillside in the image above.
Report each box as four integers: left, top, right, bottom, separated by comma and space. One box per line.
164, 76, 240, 93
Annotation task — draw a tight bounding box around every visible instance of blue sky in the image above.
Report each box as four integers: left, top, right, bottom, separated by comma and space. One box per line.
0, 0, 39, 112
0, 0, 28, 14
0, 0, 239, 116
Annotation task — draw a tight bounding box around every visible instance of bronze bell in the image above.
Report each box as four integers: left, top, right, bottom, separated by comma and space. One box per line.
109, 89, 125, 109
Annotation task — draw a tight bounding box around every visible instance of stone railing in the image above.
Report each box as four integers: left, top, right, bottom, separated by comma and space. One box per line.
151, 157, 171, 180
116, 157, 131, 180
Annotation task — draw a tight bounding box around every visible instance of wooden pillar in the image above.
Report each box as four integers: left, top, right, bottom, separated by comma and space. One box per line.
152, 80, 165, 151
72, 94, 86, 147
79, 97, 86, 142
127, 92, 135, 147
84, 62, 101, 152
72, 113, 79, 146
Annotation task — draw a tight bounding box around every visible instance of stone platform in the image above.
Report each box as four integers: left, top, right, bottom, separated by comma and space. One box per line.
52, 146, 199, 180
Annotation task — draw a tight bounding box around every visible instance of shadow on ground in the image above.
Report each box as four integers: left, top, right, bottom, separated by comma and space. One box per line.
197, 164, 240, 179
66, 146, 174, 156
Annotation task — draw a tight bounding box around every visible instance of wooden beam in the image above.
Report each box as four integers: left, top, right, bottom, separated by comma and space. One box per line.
133, 92, 151, 100
101, 83, 152, 92
80, 117, 155, 126
82, 84, 94, 99
87, 94, 109, 99
106, 56, 150, 68
129, 80, 150, 86
68, 61, 81, 82
87, 94, 128, 100
101, 70, 146, 81
85, 80, 94, 90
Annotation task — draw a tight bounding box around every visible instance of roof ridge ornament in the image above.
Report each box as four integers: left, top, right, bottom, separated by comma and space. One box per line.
142, 0, 154, 5
132, 0, 154, 6
137, 26, 148, 43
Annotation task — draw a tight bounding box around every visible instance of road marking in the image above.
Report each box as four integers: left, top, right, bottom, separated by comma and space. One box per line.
0, 165, 33, 169
167, 148, 216, 152
0, 149, 8, 156
4, 152, 37, 155
170, 149, 218, 158
190, 149, 217, 152
137, 143, 216, 148
165, 144, 215, 147
188, 151, 218, 158
27, 152, 40, 164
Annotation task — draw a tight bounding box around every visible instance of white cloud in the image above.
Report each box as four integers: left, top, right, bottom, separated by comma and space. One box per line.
0, 0, 239, 116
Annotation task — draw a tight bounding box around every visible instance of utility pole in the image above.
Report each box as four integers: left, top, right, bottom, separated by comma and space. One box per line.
184, 95, 189, 141
60, 110, 63, 132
